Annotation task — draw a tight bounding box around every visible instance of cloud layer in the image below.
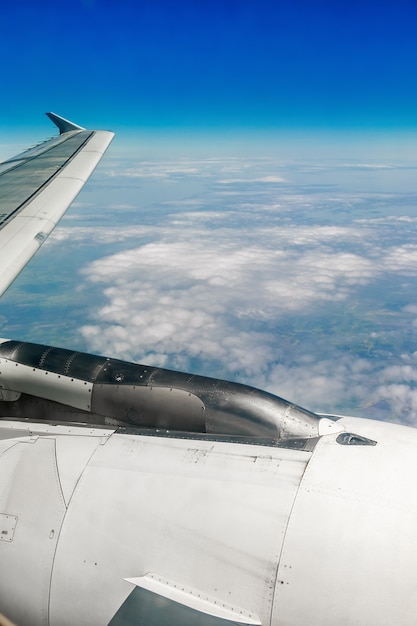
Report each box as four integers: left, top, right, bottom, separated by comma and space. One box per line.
4, 153, 417, 424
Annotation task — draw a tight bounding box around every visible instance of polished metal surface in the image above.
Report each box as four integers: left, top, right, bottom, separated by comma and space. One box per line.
0, 340, 321, 441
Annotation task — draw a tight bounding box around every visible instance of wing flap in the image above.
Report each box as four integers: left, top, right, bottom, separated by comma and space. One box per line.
0, 118, 114, 296
123, 574, 262, 625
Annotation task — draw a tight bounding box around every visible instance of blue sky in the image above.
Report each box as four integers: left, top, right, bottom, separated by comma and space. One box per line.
1, 0, 417, 136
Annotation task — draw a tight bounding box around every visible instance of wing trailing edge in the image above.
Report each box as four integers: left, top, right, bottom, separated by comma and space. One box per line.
116, 573, 262, 625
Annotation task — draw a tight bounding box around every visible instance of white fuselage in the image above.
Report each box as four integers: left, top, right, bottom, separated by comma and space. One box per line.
0, 415, 416, 625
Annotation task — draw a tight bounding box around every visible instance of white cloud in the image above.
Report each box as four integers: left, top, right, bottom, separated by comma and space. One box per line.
261, 355, 373, 412
47, 225, 154, 244
7, 151, 417, 425
76, 214, 417, 422
341, 163, 395, 169
47, 153, 413, 426
218, 175, 287, 184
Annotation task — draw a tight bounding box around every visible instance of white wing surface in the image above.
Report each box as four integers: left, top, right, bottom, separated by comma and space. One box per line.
0, 112, 114, 296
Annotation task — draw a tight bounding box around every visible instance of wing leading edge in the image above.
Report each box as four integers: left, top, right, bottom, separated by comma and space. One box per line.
0, 112, 114, 297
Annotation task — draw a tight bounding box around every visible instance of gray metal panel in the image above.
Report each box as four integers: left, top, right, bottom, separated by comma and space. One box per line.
0, 131, 93, 226
0, 513, 17, 542
0, 438, 66, 626
50, 434, 311, 625
92, 384, 206, 430
0, 340, 321, 440
272, 417, 417, 626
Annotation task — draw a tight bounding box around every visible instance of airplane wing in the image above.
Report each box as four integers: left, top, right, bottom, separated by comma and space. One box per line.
0, 112, 114, 297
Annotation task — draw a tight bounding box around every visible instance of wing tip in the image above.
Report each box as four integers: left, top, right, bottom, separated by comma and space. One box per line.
45, 112, 85, 135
